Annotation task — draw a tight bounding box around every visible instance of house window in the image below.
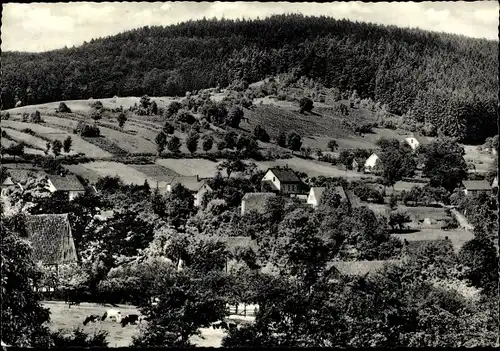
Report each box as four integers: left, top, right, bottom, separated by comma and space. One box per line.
273, 177, 276, 182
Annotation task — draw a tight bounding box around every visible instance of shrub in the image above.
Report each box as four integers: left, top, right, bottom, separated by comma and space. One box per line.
91, 100, 104, 110
352, 183, 384, 204
30, 110, 43, 123
2, 112, 10, 120
175, 110, 196, 124
299, 97, 314, 113
90, 110, 102, 122
74, 121, 100, 137
57, 102, 72, 113
253, 124, 270, 142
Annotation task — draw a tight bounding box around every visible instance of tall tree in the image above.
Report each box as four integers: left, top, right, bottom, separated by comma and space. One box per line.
185, 132, 199, 154
155, 131, 168, 156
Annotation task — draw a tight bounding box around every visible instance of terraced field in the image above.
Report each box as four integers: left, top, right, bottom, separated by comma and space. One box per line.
155, 158, 225, 178
1, 120, 112, 157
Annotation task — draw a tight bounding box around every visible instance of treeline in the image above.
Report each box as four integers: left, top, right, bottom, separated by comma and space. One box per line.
2, 14, 497, 143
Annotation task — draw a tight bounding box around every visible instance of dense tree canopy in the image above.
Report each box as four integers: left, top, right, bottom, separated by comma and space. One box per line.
2, 15, 496, 143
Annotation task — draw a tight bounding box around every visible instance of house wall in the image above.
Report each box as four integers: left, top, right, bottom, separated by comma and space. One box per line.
262, 170, 281, 191
281, 183, 301, 194
68, 190, 85, 201
195, 185, 212, 207
364, 155, 380, 173
463, 188, 490, 197
241, 200, 247, 216
307, 191, 318, 207
45, 180, 58, 193
405, 137, 420, 150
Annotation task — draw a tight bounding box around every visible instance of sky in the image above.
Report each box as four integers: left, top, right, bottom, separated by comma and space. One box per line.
2, 1, 498, 52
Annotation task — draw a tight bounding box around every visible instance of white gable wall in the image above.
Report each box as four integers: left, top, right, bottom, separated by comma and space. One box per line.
307, 189, 318, 207
364, 154, 381, 173
405, 137, 420, 150
262, 170, 281, 191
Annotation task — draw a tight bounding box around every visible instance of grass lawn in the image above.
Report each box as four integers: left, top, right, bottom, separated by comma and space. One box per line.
42, 301, 230, 347
397, 205, 448, 222
42, 301, 140, 348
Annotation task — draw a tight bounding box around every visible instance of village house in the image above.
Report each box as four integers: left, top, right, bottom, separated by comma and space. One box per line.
307, 186, 361, 208
405, 132, 431, 151
241, 192, 276, 216
462, 180, 492, 197
364, 153, 382, 173
24, 213, 78, 268
45, 174, 86, 201
261, 166, 305, 194
166, 175, 213, 207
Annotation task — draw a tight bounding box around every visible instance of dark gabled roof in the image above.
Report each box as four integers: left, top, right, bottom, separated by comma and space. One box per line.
218, 236, 259, 254
266, 167, 302, 183
47, 174, 85, 192
169, 176, 210, 192
242, 192, 276, 214
411, 132, 431, 145
344, 189, 362, 208
402, 239, 450, 256
1, 177, 16, 187
24, 213, 78, 265
462, 180, 491, 191
326, 260, 402, 277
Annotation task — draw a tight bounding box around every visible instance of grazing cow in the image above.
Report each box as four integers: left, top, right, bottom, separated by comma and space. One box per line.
83, 314, 101, 326
120, 314, 140, 327
101, 309, 122, 323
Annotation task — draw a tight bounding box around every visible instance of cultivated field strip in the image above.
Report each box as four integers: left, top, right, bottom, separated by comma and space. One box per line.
78, 161, 168, 186
1, 120, 113, 157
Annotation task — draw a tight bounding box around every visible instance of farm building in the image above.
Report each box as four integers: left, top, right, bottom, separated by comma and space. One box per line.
261, 166, 305, 194
165, 175, 213, 207
1, 176, 23, 196
24, 213, 78, 267
307, 186, 361, 209
491, 176, 498, 189
45, 174, 86, 201
325, 260, 402, 281
364, 153, 382, 173
241, 192, 276, 215
307, 186, 344, 208
404, 132, 431, 151
462, 180, 492, 197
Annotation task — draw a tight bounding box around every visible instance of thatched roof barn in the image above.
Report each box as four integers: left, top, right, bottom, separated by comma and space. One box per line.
24, 213, 78, 266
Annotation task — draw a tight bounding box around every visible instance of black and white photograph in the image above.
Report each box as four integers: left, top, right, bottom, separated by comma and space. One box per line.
1, 1, 499, 348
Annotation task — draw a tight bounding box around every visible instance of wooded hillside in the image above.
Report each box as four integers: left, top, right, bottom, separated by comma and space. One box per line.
2, 15, 497, 143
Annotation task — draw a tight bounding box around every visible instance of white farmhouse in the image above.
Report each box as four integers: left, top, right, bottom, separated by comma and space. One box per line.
45, 174, 86, 201
166, 175, 213, 207
404, 132, 431, 151
261, 167, 303, 194
364, 153, 382, 173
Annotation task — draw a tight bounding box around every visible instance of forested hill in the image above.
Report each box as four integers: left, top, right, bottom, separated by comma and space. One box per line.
2, 14, 497, 143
